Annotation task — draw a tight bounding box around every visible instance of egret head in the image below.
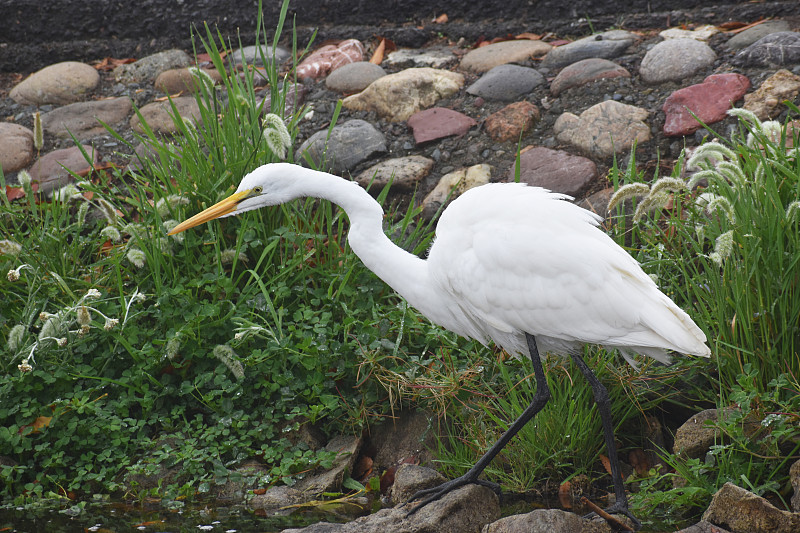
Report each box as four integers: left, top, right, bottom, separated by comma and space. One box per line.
167, 163, 303, 235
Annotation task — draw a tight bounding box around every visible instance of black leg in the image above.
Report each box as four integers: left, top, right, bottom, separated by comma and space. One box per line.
570, 352, 641, 530
405, 333, 551, 514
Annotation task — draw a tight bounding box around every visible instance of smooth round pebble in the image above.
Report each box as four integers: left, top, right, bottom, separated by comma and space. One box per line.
640, 38, 716, 84
325, 62, 386, 93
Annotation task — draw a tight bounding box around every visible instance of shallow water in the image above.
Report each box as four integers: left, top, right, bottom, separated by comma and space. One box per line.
0, 502, 346, 533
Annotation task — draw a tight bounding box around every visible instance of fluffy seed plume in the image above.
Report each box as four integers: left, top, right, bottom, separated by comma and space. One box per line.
127, 248, 146, 269
709, 230, 734, 266
104, 318, 119, 331
219, 248, 248, 265
163, 220, 184, 243
607, 183, 650, 211
165, 335, 182, 360
40, 311, 68, 341
54, 184, 82, 202
0, 240, 22, 257
17, 170, 33, 188
686, 142, 737, 170
786, 201, 800, 224
7, 324, 26, 352
726, 107, 761, 128
696, 193, 736, 223
100, 225, 122, 242
213, 344, 245, 380
633, 191, 671, 222
263, 113, 291, 160
33, 112, 43, 151
155, 194, 190, 218
649, 177, 686, 197
76, 306, 91, 327
96, 198, 118, 225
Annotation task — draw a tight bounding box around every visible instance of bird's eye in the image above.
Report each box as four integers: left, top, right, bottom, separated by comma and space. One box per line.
253, 186, 263, 194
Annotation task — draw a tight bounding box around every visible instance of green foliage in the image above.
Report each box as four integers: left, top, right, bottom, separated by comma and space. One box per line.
0, 0, 437, 503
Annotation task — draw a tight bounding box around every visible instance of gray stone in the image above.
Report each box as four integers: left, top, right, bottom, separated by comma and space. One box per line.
249, 484, 306, 513
298, 119, 387, 174
0, 123, 34, 174
506, 147, 597, 197
10, 62, 100, 106
674, 408, 760, 461
42, 97, 132, 140
130, 96, 201, 134
356, 156, 435, 194
386, 48, 457, 69
672, 520, 732, 533
114, 49, 192, 83
293, 435, 361, 496
282, 464, 499, 533
325, 62, 386, 93
550, 58, 630, 96
460, 40, 552, 74
791, 459, 800, 512
553, 100, 650, 158
734, 32, 800, 67
369, 411, 437, 471
29, 145, 98, 195
482, 509, 614, 533
542, 30, 637, 68
466, 64, 544, 101
342, 68, 464, 122
640, 39, 716, 84
231, 44, 291, 67
727, 20, 792, 50
702, 482, 800, 533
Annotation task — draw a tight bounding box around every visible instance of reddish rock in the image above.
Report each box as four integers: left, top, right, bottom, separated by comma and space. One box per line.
296, 39, 364, 80
484, 101, 540, 142
505, 146, 597, 197
550, 58, 630, 96
407, 107, 477, 144
663, 73, 750, 136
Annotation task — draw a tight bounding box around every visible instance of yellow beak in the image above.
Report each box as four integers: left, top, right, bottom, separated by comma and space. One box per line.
167, 189, 252, 235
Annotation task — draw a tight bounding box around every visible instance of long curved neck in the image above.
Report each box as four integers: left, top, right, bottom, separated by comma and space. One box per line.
298, 170, 432, 310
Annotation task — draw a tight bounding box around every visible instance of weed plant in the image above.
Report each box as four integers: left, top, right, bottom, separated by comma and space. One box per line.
606, 109, 800, 522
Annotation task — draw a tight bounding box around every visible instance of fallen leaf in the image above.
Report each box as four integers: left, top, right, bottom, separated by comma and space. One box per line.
252, 488, 267, 495
20, 416, 52, 435
558, 480, 572, 508
353, 455, 374, 481
93, 57, 136, 71
379, 466, 396, 493
516, 32, 542, 40
599, 454, 612, 476
370, 39, 386, 65
433, 13, 448, 24
720, 19, 766, 33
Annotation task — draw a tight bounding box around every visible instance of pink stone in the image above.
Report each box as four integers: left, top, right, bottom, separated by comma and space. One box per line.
663, 73, 751, 136
407, 107, 477, 144
505, 146, 597, 197
296, 39, 364, 80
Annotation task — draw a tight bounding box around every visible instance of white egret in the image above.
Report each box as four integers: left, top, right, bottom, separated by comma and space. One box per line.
169, 162, 710, 528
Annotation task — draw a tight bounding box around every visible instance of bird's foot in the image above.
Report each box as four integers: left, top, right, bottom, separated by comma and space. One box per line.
582, 499, 641, 531
403, 473, 500, 516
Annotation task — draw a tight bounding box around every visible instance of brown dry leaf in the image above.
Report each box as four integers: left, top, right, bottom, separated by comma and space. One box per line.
516, 32, 542, 40
433, 13, 448, 24
558, 480, 572, 509
628, 449, 652, 476
20, 415, 52, 435
380, 465, 397, 493
720, 19, 766, 33
599, 454, 612, 476
370, 39, 386, 65
93, 57, 136, 71
353, 455, 374, 481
